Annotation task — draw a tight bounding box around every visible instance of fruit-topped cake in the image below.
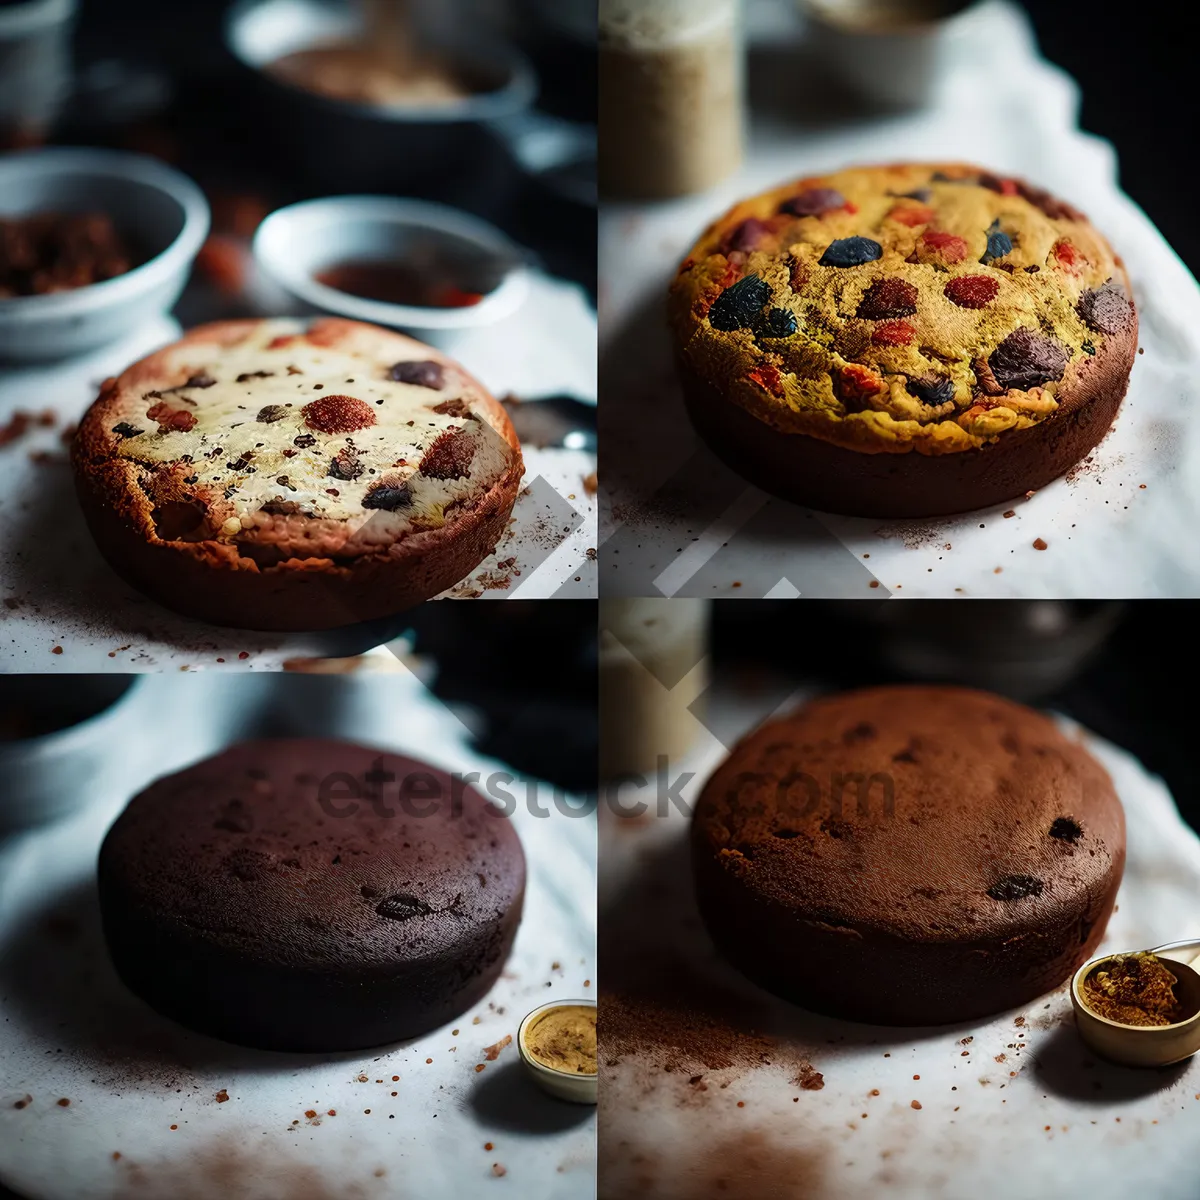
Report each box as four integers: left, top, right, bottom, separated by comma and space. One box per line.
72, 317, 523, 630
669, 163, 1137, 517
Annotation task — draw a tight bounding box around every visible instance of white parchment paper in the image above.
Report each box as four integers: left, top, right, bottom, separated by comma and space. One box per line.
0, 269, 597, 672
0, 672, 596, 1200
599, 672, 1200, 1200
599, 0, 1200, 599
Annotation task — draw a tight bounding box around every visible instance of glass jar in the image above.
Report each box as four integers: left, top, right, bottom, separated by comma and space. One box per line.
599, 598, 711, 782
599, 0, 743, 199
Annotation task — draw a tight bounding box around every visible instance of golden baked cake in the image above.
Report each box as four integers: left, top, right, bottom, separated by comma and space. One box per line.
73, 317, 522, 630
669, 163, 1137, 517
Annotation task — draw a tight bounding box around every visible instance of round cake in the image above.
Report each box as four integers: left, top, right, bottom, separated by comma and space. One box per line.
691, 686, 1125, 1025
72, 317, 523, 630
669, 163, 1137, 517
98, 739, 525, 1051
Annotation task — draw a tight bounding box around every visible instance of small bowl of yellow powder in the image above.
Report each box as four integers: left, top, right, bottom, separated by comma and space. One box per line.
1071, 946, 1200, 1068
517, 999, 597, 1104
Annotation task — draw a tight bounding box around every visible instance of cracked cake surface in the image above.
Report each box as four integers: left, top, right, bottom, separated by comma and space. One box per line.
669, 162, 1137, 473
72, 317, 523, 629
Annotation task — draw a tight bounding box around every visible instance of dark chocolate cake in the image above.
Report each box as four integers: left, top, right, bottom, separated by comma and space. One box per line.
691, 686, 1125, 1025
98, 739, 525, 1051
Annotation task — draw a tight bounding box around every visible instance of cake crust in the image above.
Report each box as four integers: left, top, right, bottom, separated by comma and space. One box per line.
670, 163, 1137, 516
73, 318, 524, 630
692, 686, 1125, 1025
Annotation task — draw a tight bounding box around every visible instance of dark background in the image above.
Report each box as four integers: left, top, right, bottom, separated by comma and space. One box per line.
51, 0, 598, 298
1014, 1, 1198, 279
712, 600, 1197, 832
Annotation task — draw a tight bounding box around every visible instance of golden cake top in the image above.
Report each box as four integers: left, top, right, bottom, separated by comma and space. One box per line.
669, 163, 1135, 455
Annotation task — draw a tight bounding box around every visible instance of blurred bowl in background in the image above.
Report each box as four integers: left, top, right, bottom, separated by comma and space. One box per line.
0, 675, 144, 832
866, 600, 1126, 700
0, 147, 209, 361
801, 0, 985, 110
252, 195, 532, 348
225, 0, 536, 192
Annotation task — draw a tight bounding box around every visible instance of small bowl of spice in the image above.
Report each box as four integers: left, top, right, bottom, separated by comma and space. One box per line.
1071, 944, 1200, 1068
252, 195, 531, 349
517, 998, 597, 1104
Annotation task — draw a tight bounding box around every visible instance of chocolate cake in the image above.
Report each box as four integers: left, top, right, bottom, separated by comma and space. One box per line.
98, 739, 525, 1051
691, 686, 1125, 1025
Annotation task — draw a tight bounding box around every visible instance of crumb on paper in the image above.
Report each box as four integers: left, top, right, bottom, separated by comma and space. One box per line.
484, 1035, 512, 1061
215, 1089, 229, 1103
492, 1163, 507, 1177
1032, 538, 1048, 551
583, 472, 597, 495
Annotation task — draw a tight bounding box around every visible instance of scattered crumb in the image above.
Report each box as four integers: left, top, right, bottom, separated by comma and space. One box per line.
1032, 538, 1048, 551
56, 1098, 70, 1108
51, 645, 63, 654
475, 1064, 486, 1073
484, 1035, 513, 1061
492, 1164, 507, 1177
911, 1100, 922, 1110
1002, 510, 1015, 518
215, 1090, 229, 1103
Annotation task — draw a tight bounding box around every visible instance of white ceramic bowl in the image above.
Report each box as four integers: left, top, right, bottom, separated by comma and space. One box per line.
252, 195, 532, 349
0, 676, 146, 832
0, 147, 210, 361
517, 998, 597, 1104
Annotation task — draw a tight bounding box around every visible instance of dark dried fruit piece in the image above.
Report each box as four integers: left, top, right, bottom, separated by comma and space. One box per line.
329, 446, 362, 481
708, 274, 771, 331
723, 217, 772, 254
375, 893, 433, 922
236, 370, 274, 382
987, 875, 1044, 901
756, 307, 798, 338
303, 394, 376, 434
256, 404, 289, 423
260, 498, 303, 516
989, 328, 1069, 390
1016, 180, 1083, 222
432, 397, 471, 418
896, 188, 932, 203
293, 433, 316, 449
906, 377, 956, 406
363, 481, 413, 511
819, 237, 883, 268
185, 372, 216, 388
146, 402, 197, 433
389, 359, 445, 390
420, 429, 475, 480
779, 187, 846, 217
979, 173, 1018, 196
857, 277, 918, 320
1077, 282, 1132, 336
1049, 817, 1083, 843
111, 422, 143, 438
981, 223, 1013, 264
944, 275, 1000, 309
